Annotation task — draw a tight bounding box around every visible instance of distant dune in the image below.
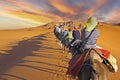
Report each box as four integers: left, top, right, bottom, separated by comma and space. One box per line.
0, 22, 119, 80
0, 24, 53, 51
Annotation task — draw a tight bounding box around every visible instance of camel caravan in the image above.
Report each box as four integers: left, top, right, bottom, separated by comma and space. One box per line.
53, 17, 118, 80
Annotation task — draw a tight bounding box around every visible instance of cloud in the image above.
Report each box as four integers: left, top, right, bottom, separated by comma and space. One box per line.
49, 0, 77, 15
77, 0, 116, 19
107, 9, 120, 23
0, 6, 53, 23
47, 0, 118, 22
0, 0, 63, 21
0, 0, 120, 27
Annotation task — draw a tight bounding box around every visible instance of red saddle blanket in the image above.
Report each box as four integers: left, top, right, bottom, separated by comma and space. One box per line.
66, 51, 88, 77
98, 48, 110, 58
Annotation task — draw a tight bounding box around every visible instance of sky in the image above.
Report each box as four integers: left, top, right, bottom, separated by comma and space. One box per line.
0, 0, 120, 29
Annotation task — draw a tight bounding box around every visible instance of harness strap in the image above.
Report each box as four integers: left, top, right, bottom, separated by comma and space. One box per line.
81, 28, 95, 52
84, 28, 95, 45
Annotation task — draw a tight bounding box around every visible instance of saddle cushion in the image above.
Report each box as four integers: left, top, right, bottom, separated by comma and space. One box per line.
97, 48, 118, 72
98, 49, 110, 58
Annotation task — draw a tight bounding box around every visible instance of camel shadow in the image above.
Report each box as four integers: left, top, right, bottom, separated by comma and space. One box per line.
0, 32, 67, 80
0, 33, 49, 79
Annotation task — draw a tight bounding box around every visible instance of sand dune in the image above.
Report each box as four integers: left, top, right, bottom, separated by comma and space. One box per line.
0, 23, 119, 80
97, 24, 120, 80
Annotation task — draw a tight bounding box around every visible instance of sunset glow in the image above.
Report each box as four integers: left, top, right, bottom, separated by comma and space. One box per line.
0, 0, 120, 29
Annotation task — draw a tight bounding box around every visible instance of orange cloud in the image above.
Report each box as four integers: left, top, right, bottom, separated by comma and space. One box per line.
0, 6, 53, 24
0, 0, 63, 21
108, 9, 120, 23
81, 0, 115, 19
49, 0, 76, 15
0, 0, 119, 24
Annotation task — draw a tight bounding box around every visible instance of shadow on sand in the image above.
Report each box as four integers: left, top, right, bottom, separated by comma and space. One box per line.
0, 32, 67, 79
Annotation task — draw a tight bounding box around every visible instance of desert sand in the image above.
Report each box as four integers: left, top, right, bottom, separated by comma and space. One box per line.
0, 23, 119, 80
